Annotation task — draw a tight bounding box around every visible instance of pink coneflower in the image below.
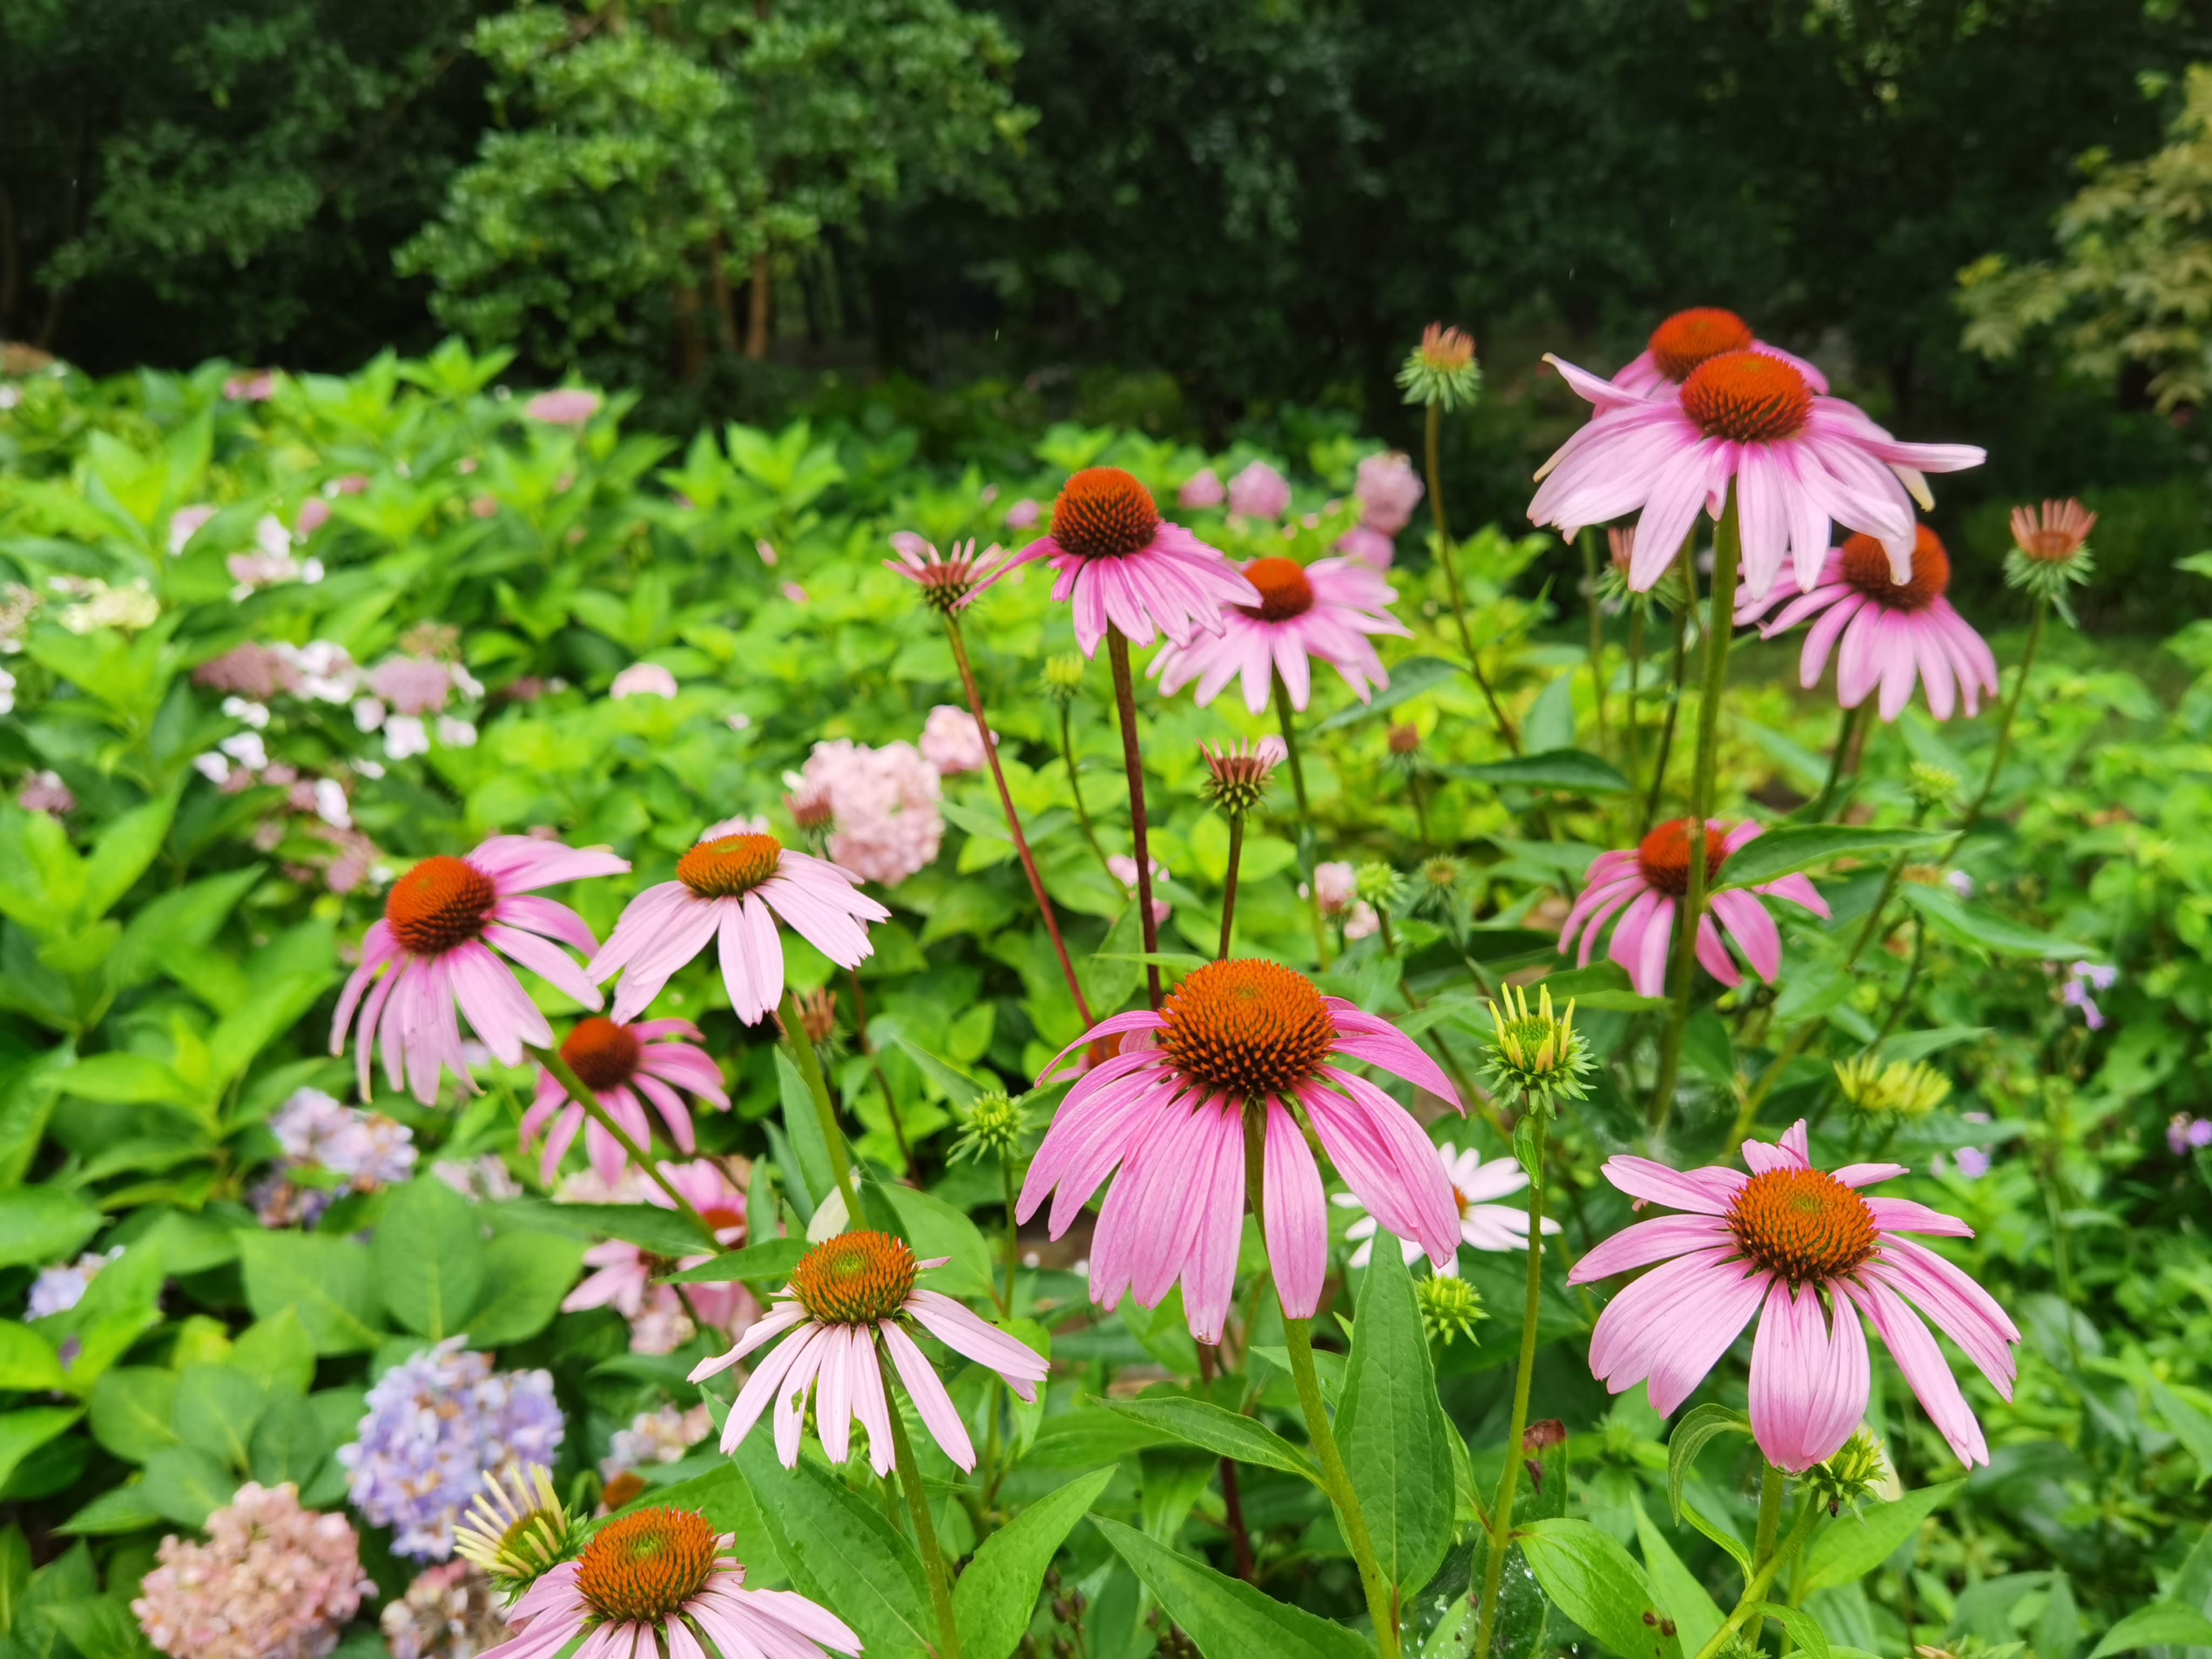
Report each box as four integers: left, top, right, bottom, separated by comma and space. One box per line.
1568, 1120, 2020, 1469
590, 818, 886, 1026
1017, 959, 1463, 1342
1738, 526, 1998, 721
1149, 555, 1408, 714
332, 838, 628, 1104
967, 467, 1259, 657
692, 1231, 1049, 1472
883, 532, 1008, 614
1607, 307, 1830, 405
522, 1018, 729, 1183
478, 1507, 858, 1659
1528, 349, 1984, 602
1558, 820, 1829, 997
1334, 1141, 1560, 1271
563, 1159, 757, 1344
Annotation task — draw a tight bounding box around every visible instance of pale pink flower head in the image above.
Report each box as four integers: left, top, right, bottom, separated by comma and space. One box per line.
1019, 959, 1466, 1341
1312, 860, 1357, 916
477, 1507, 858, 1659
523, 1017, 730, 1184
167, 503, 218, 556
1178, 468, 1226, 509
1569, 1119, 2021, 1470
1528, 347, 1985, 603
1608, 307, 1831, 404
224, 370, 278, 402
1335, 523, 1396, 570
1004, 496, 1042, 530
332, 837, 628, 1104
1336, 1140, 1560, 1271
1354, 450, 1425, 535
801, 738, 943, 885
589, 817, 889, 1026
1227, 460, 1293, 520
1559, 819, 1830, 997
525, 388, 601, 426
1741, 525, 1995, 721
1150, 554, 1410, 714
296, 496, 332, 537
970, 467, 1260, 657
2009, 497, 2096, 565
132, 1481, 372, 1659
692, 1230, 1049, 1474
1108, 853, 1170, 925
370, 655, 455, 716
608, 662, 678, 700
919, 703, 992, 774
563, 1158, 757, 1345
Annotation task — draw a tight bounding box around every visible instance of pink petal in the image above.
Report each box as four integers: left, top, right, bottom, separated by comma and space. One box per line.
1748, 1278, 1869, 1471
1597, 1155, 1747, 1215
1569, 1213, 1733, 1283
879, 1320, 975, 1470
903, 1289, 1048, 1398
1839, 1278, 1988, 1467
1263, 1100, 1328, 1319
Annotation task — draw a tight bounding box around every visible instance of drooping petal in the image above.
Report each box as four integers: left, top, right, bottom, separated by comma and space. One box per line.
1263, 1100, 1330, 1319
1598, 1155, 1748, 1216
1568, 1213, 1734, 1283
879, 1320, 976, 1470
903, 1289, 1049, 1399
1747, 1278, 1870, 1472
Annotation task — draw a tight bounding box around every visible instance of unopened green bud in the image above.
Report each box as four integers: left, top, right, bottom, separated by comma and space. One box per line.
1418, 1274, 1486, 1347
1833, 1054, 1950, 1118
949, 1090, 1029, 1164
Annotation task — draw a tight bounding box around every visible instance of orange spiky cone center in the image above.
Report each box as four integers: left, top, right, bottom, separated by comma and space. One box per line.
1727, 1167, 1879, 1285
1648, 308, 1755, 382
574, 1508, 718, 1623
385, 855, 497, 955
1680, 351, 1813, 443
1242, 557, 1316, 623
1636, 819, 1731, 897
1157, 959, 1337, 1098
1840, 526, 1949, 612
1051, 468, 1159, 562
677, 833, 783, 898
561, 1017, 642, 1091
790, 1230, 918, 1324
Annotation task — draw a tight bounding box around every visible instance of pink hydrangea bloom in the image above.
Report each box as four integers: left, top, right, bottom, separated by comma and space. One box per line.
968, 467, 1259, 658
1149, 555, 1407, 714
1569, 1120, 2020, 1469
1559, 819, 1829, 997
589, 815, 888, 1025
1227, 460, 1293, 519
1178, 468, 1226, 509
693, 1230, 1048, 1473
1736, 526, 1997, 722
919, 703, 991, 774
332, 837, 628, 1104
523, 1017, 729, 1183
608, 662, 678, 700
167, 504, 218, 555
1020, 959, 1464, 1341
1311, 860, 1357, 916
802, 739, 944, 885
1353, 450, 1425, 535
1004, 496, 1042, 530
524, 388, 601, 426
369, 656, 455, 716
132, 1482, 372, 1659
1334, 523, 1396, 570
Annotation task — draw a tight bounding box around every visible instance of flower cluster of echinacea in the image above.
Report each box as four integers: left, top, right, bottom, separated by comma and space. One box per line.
1528, 315, 1986, 602
1738, 525, 1998, 721
1569, 1121, 2020, 1471
523, 1015, 729, 1183
588, 816, 888, 1026
967, 466, 1260, 657
1149, 554, 1408, 713
476, 1505, 859, 1659
1560, 819, 1828, 997
1018, 958, 1464, 1342
332, 836, 629, 1104
692, 1230, 1049, 1473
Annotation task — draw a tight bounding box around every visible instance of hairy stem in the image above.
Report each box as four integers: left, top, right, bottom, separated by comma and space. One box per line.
1426, 400, 1519, 752
1473, 1115, 1549, 1659
1952, 598, 2046, 851
1284, 1313, 1399, 1658
882, 1353, 965, 1659
846, 972, 920, 1185
1060, 700, 1111, 873
778, 988, 857, 1218
1644, 542, 1697, 832
1218, 812, 1246, 959
1691, 1494, 1822, 1659
1582, 529, 1608, 754
1107, 627, 1162, 1010
1626, 603, 1645, 837
530, 1042, 714, 1242
1275, 671, 1332, 969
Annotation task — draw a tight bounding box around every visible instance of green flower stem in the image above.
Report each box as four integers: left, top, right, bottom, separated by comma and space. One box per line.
1691, 1490, 1821, 1659
1218, 811, 1246, 959
1001, 1158, 1020, 1312
946, 616, 1092, 1027
778, 988, 858, 1219
1472, 1114, 1549, 1659
1810, 702, 1866, 822
881, 1353, 965, 1659
1582, 530, 1608, 755
1274, 670, 1332, 969
1649, 490, 1740, 1133
1626, 603, 1646, 836
529, 1042, 714, 1242
1643, 540, 1697, 833
1283, 1311, 1399, 1658
1751, 1460, 1785, 1572
1060, 700, 1112, 874
1951, 597, 2047, 852
1107, 626, 1163, 1010
845, 971, 920, 1186
1425, 400, 1519, 753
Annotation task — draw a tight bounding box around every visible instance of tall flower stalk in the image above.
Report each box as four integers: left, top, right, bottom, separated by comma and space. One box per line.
530, 1042, 721, 1242
1107, 626, 1165, 1008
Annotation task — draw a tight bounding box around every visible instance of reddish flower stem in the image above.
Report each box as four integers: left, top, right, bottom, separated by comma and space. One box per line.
1106, 627, 1163, 1009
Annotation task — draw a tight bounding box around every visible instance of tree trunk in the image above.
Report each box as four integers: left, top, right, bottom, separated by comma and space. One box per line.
746, 250, 771, 359
673, 282, 707, 383
708, 233, 739, 353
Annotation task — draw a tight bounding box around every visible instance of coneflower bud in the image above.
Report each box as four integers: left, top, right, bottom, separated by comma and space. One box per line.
1906, 763, 1959, 811
1418, 1273, 1486, 1347
1479, 983, 1595, 1114
948, 1090, 1029, 1165
1387, 721, 1421, 757
1833, 1054, 1950, 1117
1801, 1429, 1888, 1518
1354, 862, 1406, 911
785, 781, 834, 834
1040, 653, 1085, 705
1197, 738, 1282, 817
455, 1464, 585, 1595
883, 532, 1008, 615
774, 985, 838, 1046
1398, 323, 1484, 412
2004, 497, 2096, 624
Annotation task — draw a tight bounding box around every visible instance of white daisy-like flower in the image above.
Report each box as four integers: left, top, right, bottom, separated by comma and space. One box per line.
1334, 1141, 1559, 1273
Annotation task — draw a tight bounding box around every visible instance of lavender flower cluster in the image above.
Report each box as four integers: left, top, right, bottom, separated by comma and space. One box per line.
252, 1088, 417, 1227
338, 1337, 564, 1560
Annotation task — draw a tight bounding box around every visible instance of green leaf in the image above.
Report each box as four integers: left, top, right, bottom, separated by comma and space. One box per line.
375, 1177, 489, 1340
1665, 1404, 1751, 1521
1634, 1499, 1724, 1657
1098, 1395, 1318, 1484
1021, 1410, 1180, 1469
0, 1521, 27, 1631
1895, 885, 2091, 960
140, 1446, 237, 1528
1336, 1235, 1455, 1604
731, 1430, 935, 1658
248, 1394, 328, 1488
1800, 1481, 1964, 1594
1081, 905, 1144, 1016
0, 1409, 82, 1492
777, 1049, 838, 1209
171, 1364, 265, 1471
883, 1184, 996, 1303
2149, 1378, 2212, 1488
664, 1237, 806, 1284
44, 1595, 153, 1659
0, 1187, 101, 1269
87, 1369, 179, 1464
1710, 826, 1946, 892
1315, 654, 1460, 731
233, 1232, 385, 1353
229, 1311, 316, 1397
1519, 1517, 1685, 1659
56, 1484, 162, 1537
1094, 1514, 1374, 1658
889, 1036, 984, 1109
2086, 1603, 2212, 1659
464, 1231, 587, 1347
0, 1323, 64, 1393
84, 789, 180, 920
525, 1202, 713, 1256
1456, 748, 1631, 794
954, 1468, 1116, 1659
1756, 1603, 1830, 1659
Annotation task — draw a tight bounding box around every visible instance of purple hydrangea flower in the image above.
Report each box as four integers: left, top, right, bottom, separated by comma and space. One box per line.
27, 1247, 123, 1319
1953, 1146, 1992, 1181
255, 1089, 417, 1227
339, 1337, 564, 1560
2168, 1115, 2212, 1157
